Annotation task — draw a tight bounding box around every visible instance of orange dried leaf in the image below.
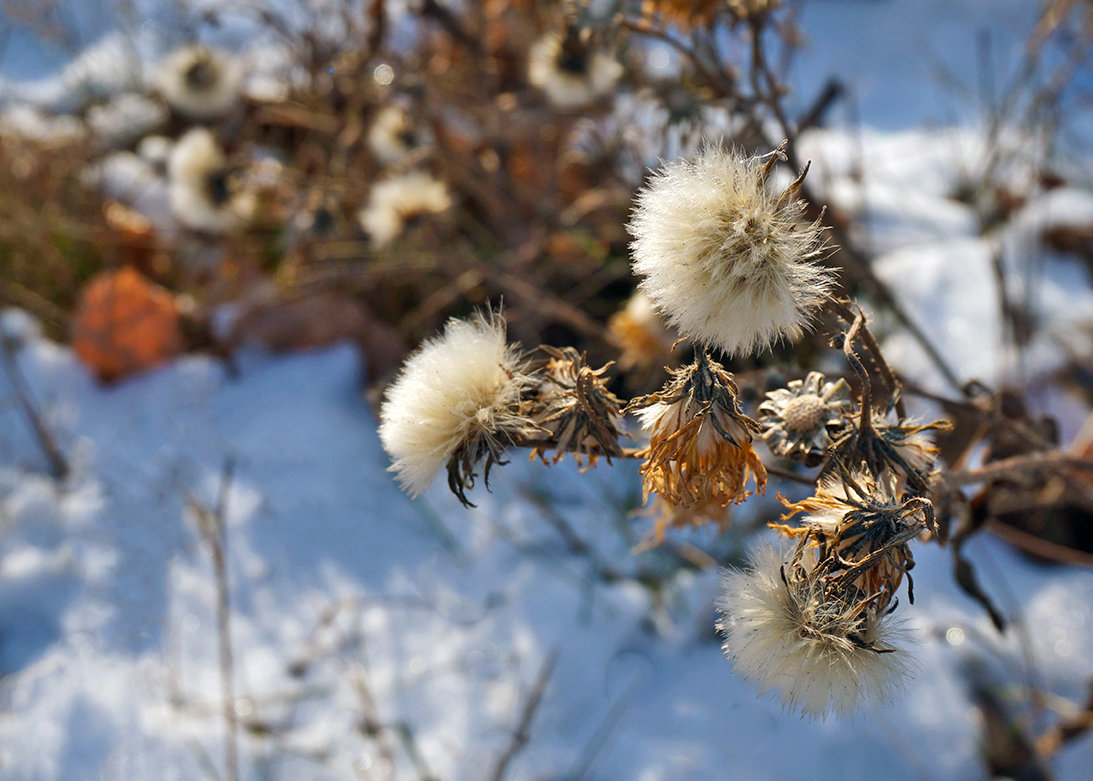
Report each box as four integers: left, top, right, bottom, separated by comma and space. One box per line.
72, 266, 182, 382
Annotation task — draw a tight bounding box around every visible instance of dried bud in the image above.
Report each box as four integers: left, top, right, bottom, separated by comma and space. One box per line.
529, 346, 625, 467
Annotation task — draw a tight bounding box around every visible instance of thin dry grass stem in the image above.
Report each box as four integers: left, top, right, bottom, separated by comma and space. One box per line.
0, 330, 69, 478
488, 650, 559, 781
181, 459, 239, 781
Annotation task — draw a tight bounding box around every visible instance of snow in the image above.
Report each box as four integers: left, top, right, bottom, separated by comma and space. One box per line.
1, 1, 1093, 779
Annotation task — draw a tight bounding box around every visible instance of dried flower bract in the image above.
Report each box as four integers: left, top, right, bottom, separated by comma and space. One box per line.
629, 351, 767, 525
628, 144, 833, 355
529, 346, 625, 467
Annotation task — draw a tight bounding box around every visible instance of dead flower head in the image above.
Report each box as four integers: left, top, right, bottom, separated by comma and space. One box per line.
628, 144, 833, 356
628, 350, 767, 518
831, 414, 948, 495
168, 128, 255, 234
156, 45, 242, 121
378, 310, 536, 506
529, 346, 625, 467
358, 170, 451, 248
774, 471, 936, 611
607, 290, 676, 373
759, 371, 852, 466
528, 26, 622, 110
717, 542, 913, 718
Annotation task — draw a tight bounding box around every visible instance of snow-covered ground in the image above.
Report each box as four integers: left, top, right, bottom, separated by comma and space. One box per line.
2, 1, 1093, 779
2, 309, 1092, 780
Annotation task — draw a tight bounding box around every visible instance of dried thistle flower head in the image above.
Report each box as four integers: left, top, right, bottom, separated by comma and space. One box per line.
168, 128, 254, 234
607, 291, 676, 373
358, 170, 451, 248
627, 144, 834, 356
628, 351, 767, 520
529, 346, 624, 467
832, 414, 948, 495
528, 26, 622, 110
776, 471, 936, 608
156, 45, 242, 121
378, 311, 536, 506
717, 543, 913, 719
759, 371, 852, 465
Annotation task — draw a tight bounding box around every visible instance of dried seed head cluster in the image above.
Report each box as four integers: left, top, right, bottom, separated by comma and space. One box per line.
759, 371, 851, 465
358, 171, 452, 248
629, 351, 767, 526
378, 311, 536, 506
529, 346, 625, 467
628, 145, 833, 356
168, 128, 255, 234
156, 45, 242, 121
528, 28, 623, 110
717, 543, 912, 719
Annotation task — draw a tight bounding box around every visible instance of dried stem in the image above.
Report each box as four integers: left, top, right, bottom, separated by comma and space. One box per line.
0, 330, 68, 479
183, 460, 239, 781
488, 650, 559, 781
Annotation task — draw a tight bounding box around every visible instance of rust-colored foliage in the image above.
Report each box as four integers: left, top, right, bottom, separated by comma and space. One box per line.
72, 266, 182, 382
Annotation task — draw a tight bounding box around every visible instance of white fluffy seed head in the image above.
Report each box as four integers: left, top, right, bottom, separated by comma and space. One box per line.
716, 544, 913, 719
628, 146, 834, 356
378, 312, 529, 497
167, 128, 253, 234
527, 33, 622, 110
358, 171, 451, 248
156, 45, 242, 121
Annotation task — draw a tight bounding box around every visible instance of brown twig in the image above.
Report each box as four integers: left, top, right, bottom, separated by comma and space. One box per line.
182, 459, 239, 781
944, 452, 1093, 487
0, 330, 68, 479
488, 650, 559, 781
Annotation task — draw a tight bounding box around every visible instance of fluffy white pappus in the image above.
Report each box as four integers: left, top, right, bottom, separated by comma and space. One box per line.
358, 170, 452, 248
527, 33, 622, 110
168, 128, 254, 234
628, 146, 834, 356
156, 45, 242, 121
716, 545, 913, 719
368, 104, 430, 165
378, 312, 529, 498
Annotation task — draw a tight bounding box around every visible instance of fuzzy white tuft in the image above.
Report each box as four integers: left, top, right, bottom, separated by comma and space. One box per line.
527, 34, 622, 110
368, 104, 430, 165
628, 146, 834, 356
378, 312, 528, 497
156, 45, 242, 121
716, 545, 913, 719
167, 128, 253, 234
358, 171, 451, 248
